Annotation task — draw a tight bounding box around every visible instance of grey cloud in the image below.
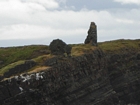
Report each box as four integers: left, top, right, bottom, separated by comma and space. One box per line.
0, 0, 140, 47
114, 0, 140, 5
65, 0, 139, 11
0, 34, 86, 47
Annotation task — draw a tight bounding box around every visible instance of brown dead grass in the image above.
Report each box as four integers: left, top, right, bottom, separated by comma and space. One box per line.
71, 44, 97, 56
28, 66, 51, 74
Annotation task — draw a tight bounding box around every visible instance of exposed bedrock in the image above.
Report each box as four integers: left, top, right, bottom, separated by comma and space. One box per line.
0, 48, 140, 105
85, 22, 97, 46
0, 48, 119, 105
107, 49, 140, 105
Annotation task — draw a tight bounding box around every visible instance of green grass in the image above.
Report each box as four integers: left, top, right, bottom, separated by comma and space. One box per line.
32, 54, 54, 65
0, 39, 139, 76
0, 45, 49, 69
98, 39, 140, 53
0, 60, 25, 76
0, 54, 54, 76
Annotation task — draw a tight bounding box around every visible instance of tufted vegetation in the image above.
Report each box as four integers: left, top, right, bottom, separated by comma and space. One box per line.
0, 39, 139, 76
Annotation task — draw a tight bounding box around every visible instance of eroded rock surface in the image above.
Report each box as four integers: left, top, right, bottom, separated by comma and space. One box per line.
85, 22, 97, 46
0, 43, 140, 105
0, 48, 119, 105
107, 49, 140, 104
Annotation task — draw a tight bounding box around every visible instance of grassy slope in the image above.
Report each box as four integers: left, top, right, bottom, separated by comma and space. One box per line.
0, 39, 139, 76
0, 45, 49, 68
98, 39, 140, 53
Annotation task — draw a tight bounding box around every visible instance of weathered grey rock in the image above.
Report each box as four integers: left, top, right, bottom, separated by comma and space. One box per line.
85, 22, 97, 46
49, 39, 72, 56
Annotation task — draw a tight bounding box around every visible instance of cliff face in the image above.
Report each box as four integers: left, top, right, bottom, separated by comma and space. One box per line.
0, 48, 119, 105
0, 40, 140, 105
107, 48, 140, 104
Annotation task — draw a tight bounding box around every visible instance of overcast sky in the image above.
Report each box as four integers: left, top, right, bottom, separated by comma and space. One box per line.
0, 0, 140, 47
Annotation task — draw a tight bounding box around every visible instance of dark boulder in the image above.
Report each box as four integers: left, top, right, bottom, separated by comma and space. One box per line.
49, 39, 72, 56
85, 22, 97, 46
49, 39, 66, 55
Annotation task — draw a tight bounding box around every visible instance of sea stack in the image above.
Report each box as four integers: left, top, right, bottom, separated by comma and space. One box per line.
85, 22, 97, 46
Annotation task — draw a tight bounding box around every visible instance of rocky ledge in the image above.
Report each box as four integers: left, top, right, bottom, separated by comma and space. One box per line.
0, 45, 139, 105
0, 47, 119, 105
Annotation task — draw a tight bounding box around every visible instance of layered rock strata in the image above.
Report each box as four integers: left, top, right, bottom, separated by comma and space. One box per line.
0, 48, 119, 105
107, 48, 140, 104
0, 45, 140, 105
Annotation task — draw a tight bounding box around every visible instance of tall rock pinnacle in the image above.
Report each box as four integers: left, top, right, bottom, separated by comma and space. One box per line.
84, 22, 97, 46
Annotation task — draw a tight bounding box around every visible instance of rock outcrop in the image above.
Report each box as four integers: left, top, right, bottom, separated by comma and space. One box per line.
0, 48, 120, 105
85, 22, 97, 46
107, 49, 140, 104
0, 44, 140, 105
0, 22, 139, 105
49, 39, 72, 56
